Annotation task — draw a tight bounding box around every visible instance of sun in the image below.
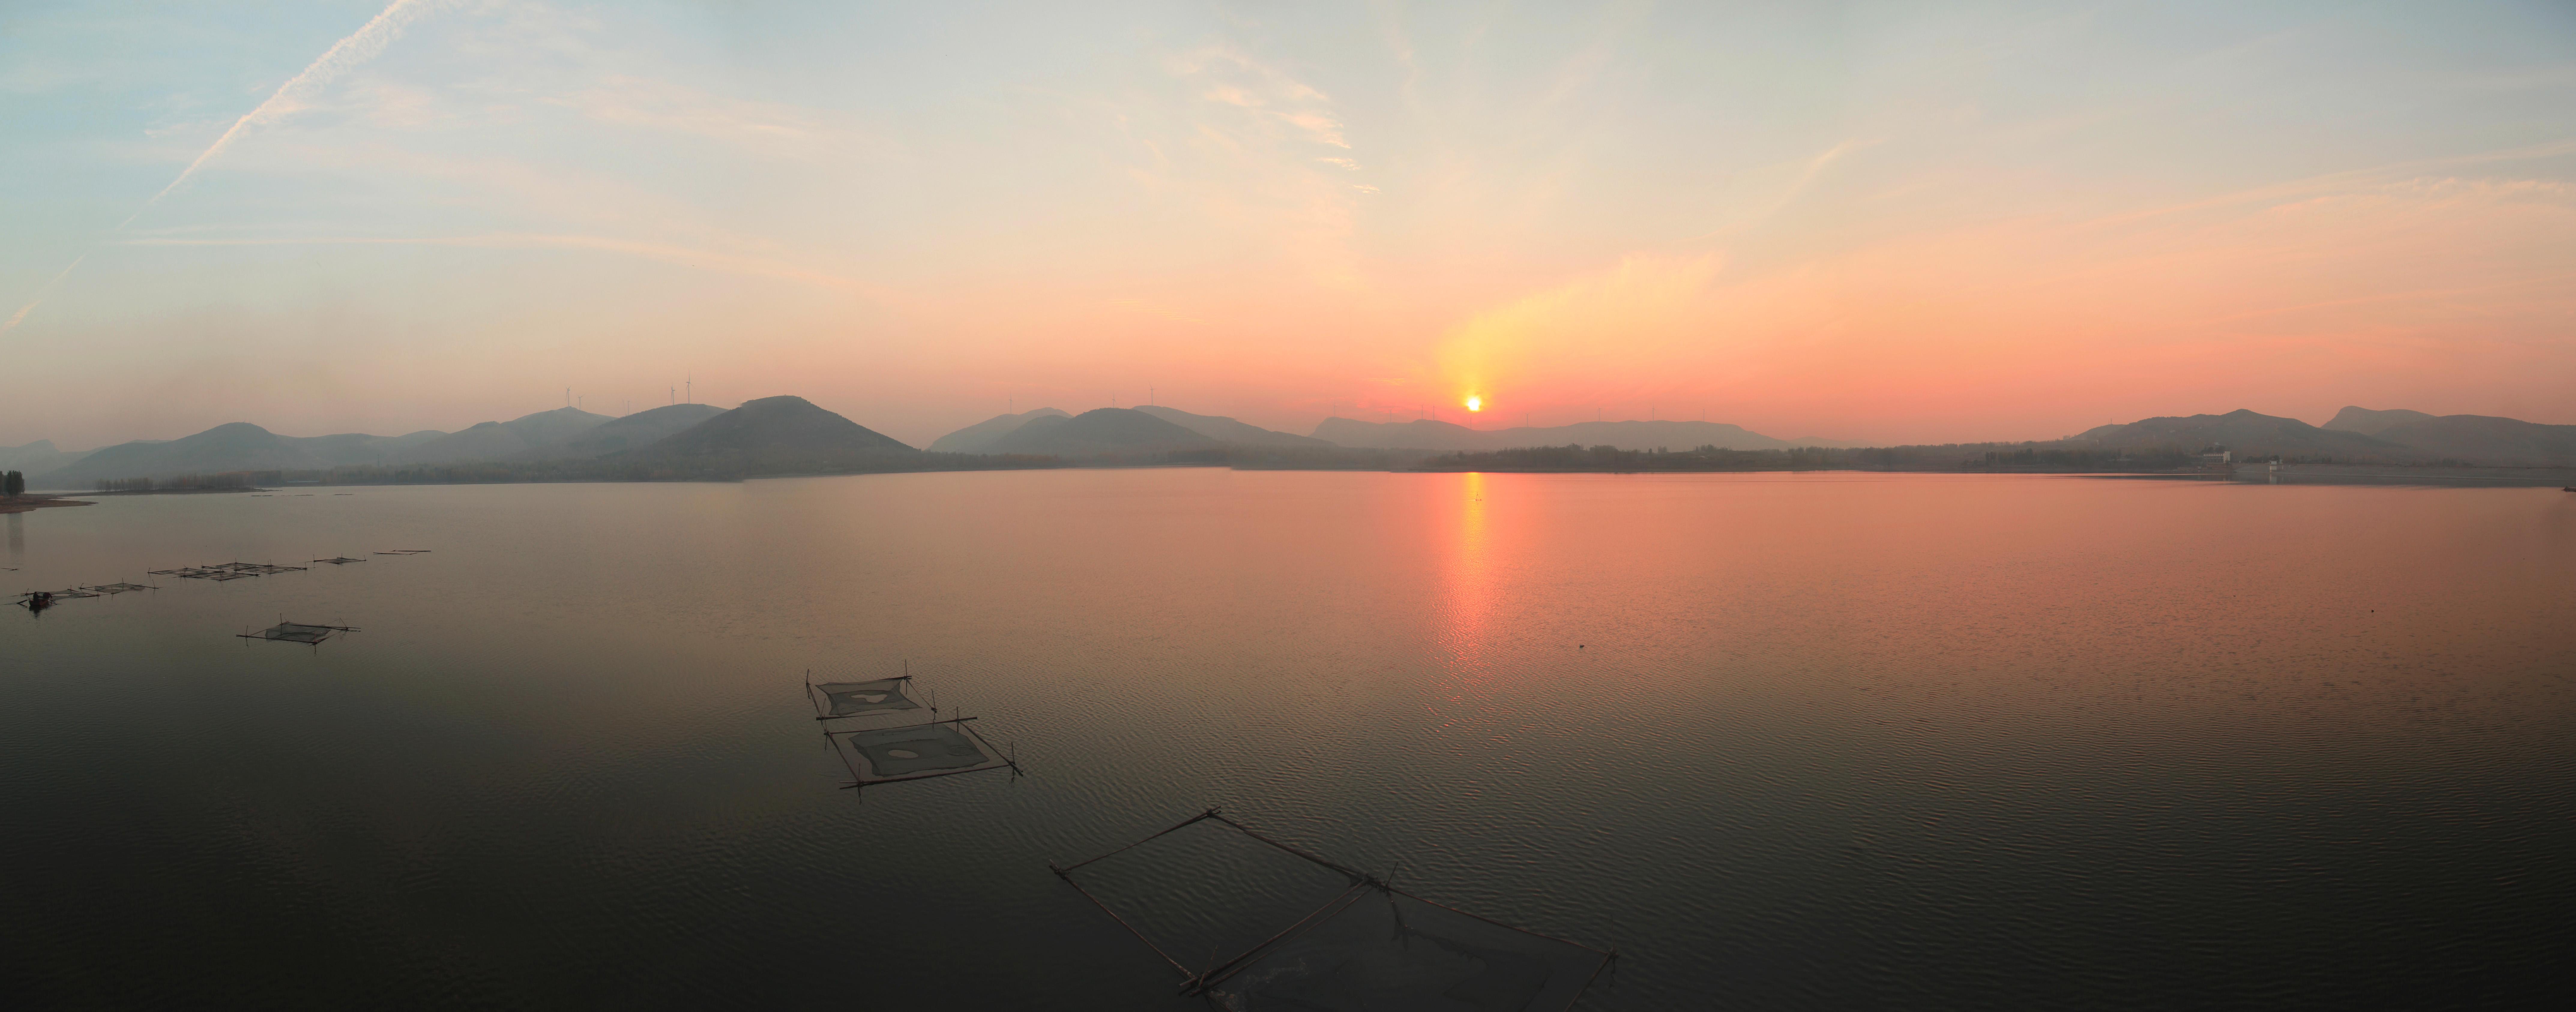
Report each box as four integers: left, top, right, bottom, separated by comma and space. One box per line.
1464, 395, 1483, 412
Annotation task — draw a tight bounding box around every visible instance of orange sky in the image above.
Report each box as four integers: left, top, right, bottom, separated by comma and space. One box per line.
5, 1, 2572, 448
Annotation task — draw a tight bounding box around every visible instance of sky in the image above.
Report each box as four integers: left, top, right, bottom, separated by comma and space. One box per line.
4, 0, 2573, 450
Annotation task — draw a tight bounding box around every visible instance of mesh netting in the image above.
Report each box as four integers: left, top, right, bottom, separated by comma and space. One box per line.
827, 719, 1011, 784
809, 678, 925, 720
312, 557, 368, 565
1053, 812, 1612, 1011
81, 583, 157, 594
1205, 887, 1612, 1012
241, 623, 354, 644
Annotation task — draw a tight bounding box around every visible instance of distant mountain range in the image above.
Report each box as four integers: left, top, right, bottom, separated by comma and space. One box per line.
2071, 407, 2576, 466
989, 408, 1214, 456
26, 397, 917, 489
19, 401, 2573, 490
1309, 416, 1857, 452
648, 395, 911, 458
2322, 406, 2576, 466
1136, 406, 1334, 447
1, 440, 81, 475
927, 407, 1072, 453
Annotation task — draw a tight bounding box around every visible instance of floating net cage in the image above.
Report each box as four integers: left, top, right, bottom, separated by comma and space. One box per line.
826, 718, 1016, 786
1052, 810, 1615, 1011
807, 676, 929, 721
151, 562, 306, 579
806, 668, 1020, 788
374, 549, 432, 556
80, 583, 157, 594
239, 622, 358, 644
312, 557, 368, 565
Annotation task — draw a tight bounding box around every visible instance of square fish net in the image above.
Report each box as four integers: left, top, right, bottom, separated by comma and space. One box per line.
826, 720, 1012, 785
244, 623, 346, 644
1204, 887, 1613, 1012
808, 678, 927, 720
1053, 812, 1613, 1011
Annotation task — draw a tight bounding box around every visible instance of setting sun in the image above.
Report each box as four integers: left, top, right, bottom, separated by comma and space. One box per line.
1465, 395, 1483, 412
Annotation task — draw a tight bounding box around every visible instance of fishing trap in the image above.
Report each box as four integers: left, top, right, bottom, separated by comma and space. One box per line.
805, 668, 1020, 788
1051, 809, 1614, 1010
239, 622, 359, 645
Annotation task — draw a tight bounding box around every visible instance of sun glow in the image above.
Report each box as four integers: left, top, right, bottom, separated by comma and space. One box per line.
1465, 395, 1483, 412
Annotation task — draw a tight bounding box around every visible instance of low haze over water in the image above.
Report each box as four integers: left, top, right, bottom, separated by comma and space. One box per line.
4, 472, 2570, 1008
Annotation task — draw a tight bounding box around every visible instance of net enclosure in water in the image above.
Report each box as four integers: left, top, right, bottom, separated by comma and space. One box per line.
1052, 809, 1614, 1011
81, 582, 157, 594
238, 622, 359, 644
806, 677, 927, 721
312, 557, 367, 565
825, 717, 1016, 785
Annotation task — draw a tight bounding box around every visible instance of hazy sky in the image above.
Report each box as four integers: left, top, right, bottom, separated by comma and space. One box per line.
5, 0, 2572, 449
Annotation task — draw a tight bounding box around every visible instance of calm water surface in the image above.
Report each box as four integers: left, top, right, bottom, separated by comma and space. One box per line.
4, 472, 2571, 1009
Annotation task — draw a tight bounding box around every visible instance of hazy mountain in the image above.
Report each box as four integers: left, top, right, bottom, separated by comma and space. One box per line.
288, 430, 449, 467
2071, 410, 2400, 458
1134, 406, 1333, 447
2370, 414, 2576, 467
395, 407, 613, 464
647, 395, 914, 456
37, 423, 325, 487
927, 407, 1071, 453
2321, 406, 2438, 436
0, 440, 86, 476
1312, 416, 1842, 452
546, 403, 726, 457
988, 408, 1213, 456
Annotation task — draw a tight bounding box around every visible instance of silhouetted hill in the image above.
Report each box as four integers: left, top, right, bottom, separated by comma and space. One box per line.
648, 396, 914, 456
2321, 406, 2438, 436
291, 430, 448, 467
928, 407, 1071, 453
547, 404, 726, 457
396, 407, 612, 464
2072, 410, 2400, 459
1312, 416, 1844, 452
1134, 406, 1332, 447
989, 408, 1213, 456
2373, 414, 2576, 467
38, 423, 323, 487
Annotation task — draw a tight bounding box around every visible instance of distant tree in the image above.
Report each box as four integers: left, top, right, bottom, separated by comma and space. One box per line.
3, 470, 22, 497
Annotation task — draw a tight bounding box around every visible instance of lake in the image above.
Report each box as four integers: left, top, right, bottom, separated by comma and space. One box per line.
4, 471, 2570, 1009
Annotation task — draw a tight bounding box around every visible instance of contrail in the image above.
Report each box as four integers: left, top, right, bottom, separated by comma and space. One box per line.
6, 0, 441, 337
0, 255, 86, 335
125, 0, 442, 226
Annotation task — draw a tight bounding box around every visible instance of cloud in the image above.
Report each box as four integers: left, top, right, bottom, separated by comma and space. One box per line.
125, 0, 453, 224
0, 254, 87, 335
1170, 44, 1350, 148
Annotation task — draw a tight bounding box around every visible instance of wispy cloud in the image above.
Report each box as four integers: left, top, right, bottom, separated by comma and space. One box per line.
5, 0, 450, 337
0, 254, 87, 335
1171, 44, 1351, 148
126, 0, 452, 224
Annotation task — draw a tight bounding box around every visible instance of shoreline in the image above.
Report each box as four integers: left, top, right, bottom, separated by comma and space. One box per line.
0, 495, 97, 515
